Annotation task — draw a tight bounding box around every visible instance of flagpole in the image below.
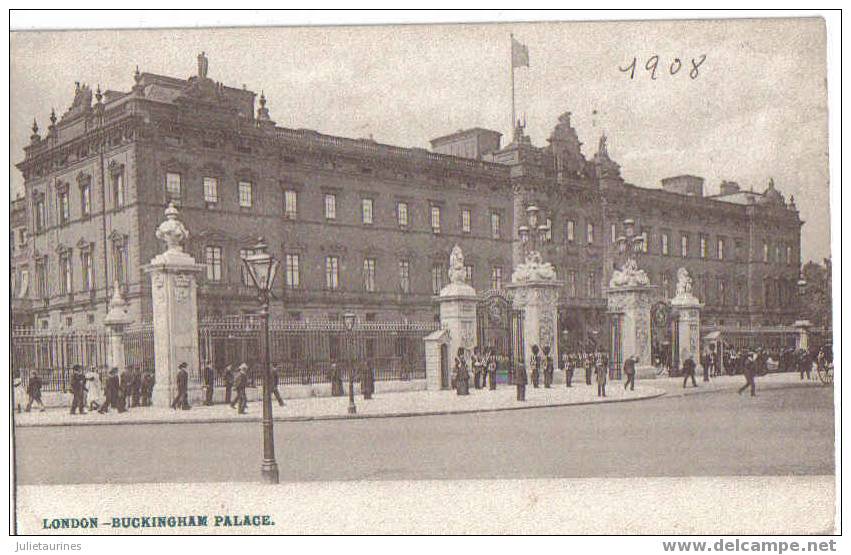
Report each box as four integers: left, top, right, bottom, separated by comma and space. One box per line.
510, 33, 516, 134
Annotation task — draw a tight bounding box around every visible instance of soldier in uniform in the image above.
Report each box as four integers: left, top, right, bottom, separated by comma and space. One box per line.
70, 364, 87, 415
471, 347, 485, 390
232, 363, 248, 414
595, 359, 608, 398
203, 364, 216, 406
486, 348, 498, 391
584, 352, 593, 385
171, 361, 191, 410
562, 352, 573, 387
514, 362, 527, 401
530, 344, 541, 388
542, 345, 554, 388
119, 366, 133, 411
453, 347, 469, 396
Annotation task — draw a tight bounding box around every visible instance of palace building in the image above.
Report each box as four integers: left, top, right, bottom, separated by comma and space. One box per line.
14, 53, 803, 355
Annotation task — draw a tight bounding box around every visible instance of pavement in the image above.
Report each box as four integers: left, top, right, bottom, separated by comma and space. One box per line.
12, 371, 822, 428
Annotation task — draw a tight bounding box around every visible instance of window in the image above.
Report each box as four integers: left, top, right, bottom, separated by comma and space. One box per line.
491, 266, 503, 290
641, 231, 649, 253
114, 170, 125, 208
34, 196, 46, 232
763, 242, 769, 263
567, 271, 577, 297
203, 177, 219, 205
786, 245, 792, 265
431, 206, 441, 233
681, 234, 689, 257
399, 260, 410, 293
775, 245, 782, 264
58, 189, 70, 225
544, 218, 553, 242
587, 271, 596, 297
461, 208, 472, 233
397, 202, 409, 227
363, 258, 376, 292
718, 278, 726, 305
586, 223, 595, 244
238, 181, 253, 208
662, 272, 671, 298
204, 246, 222, 282
284, 190, 298, 219
661, 232, 670, 256
325, 256, 339, 290
699, 235, 707, 259
566, 220, 575, 243
611, 223, 617, 244
362, 198, 374, 225
324, 193, 337, 220
112, 242, 127, 286
491, 212, 501, 239
464, 264, 474, 285
36, 258, 48, 299
431, 263, 444, 294
285, 254, 300, 289
59, 251, 72, 295
80, 249, 94, 292
80, 184, 91, 218
717, 238, 725, 261
165, 172, 182, 203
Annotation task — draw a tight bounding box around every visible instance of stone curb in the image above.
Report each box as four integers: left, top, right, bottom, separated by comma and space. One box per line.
13, 389, 667, 429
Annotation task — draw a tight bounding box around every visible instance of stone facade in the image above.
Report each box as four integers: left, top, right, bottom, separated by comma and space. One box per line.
14, 55, 804, 345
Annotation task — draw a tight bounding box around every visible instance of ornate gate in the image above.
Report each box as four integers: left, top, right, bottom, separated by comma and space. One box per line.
476, 289, 522, 380
650, 301, 676, 370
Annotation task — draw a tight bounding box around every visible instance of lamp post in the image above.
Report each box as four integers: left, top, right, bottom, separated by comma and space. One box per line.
241, 237, 280, 484
343, 312, 357, 415
517, 204, 551, 263
614, 218, 646, 270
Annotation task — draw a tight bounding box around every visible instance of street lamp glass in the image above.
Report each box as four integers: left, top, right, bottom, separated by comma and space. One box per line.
518, 225, 530, 243
526, 205, 539, 228
242, 238, 279, 292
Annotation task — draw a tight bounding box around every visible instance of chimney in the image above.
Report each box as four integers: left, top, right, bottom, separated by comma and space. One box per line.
719, 181, 740, 195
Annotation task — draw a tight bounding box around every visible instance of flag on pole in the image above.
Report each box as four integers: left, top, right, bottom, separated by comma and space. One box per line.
511, 36, 529, 68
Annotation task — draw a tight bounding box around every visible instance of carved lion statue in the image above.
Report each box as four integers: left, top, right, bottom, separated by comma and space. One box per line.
675, 267, 693, 297
448, 244, 467, 284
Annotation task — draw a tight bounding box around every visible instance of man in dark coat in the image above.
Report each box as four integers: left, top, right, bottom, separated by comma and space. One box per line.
623, 355, 636, 391
130, 367, 142, 407
361, 363, 375, 400
171, 362, 190, 410
26, 370, 46, 412
738, 352, 757, 397
70, 364, 87, 415
270, 365, 285, 406
140, 369, 155, 406
232, 363, 248, 414
99, 368, 124, 413
329, 363, 344, 396
682, 355, 698, 388
514, 363, 527, 401
595, 360, 607, 398
585, 353, 593, 385
223, 364, 234, 405
563, 353, 574, 388
119, 367, 133, 411
542, 345, 554, 388
203, 365, 216, 406
798, 349, 812, 380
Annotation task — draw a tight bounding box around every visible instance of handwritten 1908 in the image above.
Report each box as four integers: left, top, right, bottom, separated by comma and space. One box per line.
619, 54, 707, 80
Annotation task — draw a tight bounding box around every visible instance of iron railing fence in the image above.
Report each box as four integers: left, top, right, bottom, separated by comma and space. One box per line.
124, 323, 156, 373
11, 327, 110, 392
198, 318, 438, 387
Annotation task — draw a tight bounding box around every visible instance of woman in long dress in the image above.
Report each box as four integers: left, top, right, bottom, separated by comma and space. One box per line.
85, 367, 104, 411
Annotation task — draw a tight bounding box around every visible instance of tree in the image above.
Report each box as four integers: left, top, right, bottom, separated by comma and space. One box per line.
800, 258, 832, 329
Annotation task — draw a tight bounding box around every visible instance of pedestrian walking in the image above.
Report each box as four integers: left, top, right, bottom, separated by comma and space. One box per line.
119, 366, 132, 411
682, 355, 698, 388
453, 347, 470, 396
486, 348, 498, 391
13, 373, 25, 413
329, 363, 344, 397
595, 360, 607, 398
360, 363, 375, 400
70, 364, 87, 415
738, 352, 757, 397
270, 365, 285, 406
703, 351, 713, 382
171, 362, 191, 410
623, 355, 636, 391
25, 370, 46, 412
530, 345, 542, 388
202, 364, 215, 406
472, 347, 485, 390
223, 364, 234, 405
140, 369, 155, 406
232, 363, 248, 414
514, 363, 527, 401
543, 345, 554, 388
98, 368, 124, 413
798, 349, 812, 380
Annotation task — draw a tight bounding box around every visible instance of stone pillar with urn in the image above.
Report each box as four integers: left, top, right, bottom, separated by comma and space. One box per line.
144, 203, 204, 407
103, 281, 132, 371
605, 218, 658, 379
670, 268, 703, 375
506, 204, 562, 370
430, 245, 478, 390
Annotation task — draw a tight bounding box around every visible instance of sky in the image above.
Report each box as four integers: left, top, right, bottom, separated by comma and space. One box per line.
10, 17, 830, 262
